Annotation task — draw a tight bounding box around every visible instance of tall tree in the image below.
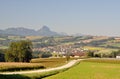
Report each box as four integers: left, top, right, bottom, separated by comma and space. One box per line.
5, 40, 33, 62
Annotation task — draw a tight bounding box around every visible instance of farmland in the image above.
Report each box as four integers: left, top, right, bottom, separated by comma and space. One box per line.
44, 59, 120, 79
0, 35, 120, 79
0, 62, 44, 72
0, 58, 71, 72
83, 46, 104, 51
0, 58, 79, 79
31, 58, 72, 68
0, 59, 120, 79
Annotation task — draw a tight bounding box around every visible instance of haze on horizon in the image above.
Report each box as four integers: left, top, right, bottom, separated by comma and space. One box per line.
0, 0, 120, 36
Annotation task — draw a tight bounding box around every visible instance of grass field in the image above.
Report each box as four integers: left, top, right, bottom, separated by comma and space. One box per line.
84, 59, 120, 64
101, 43, 120, 47
111, 43, 120, 47
44, 59, 120, 79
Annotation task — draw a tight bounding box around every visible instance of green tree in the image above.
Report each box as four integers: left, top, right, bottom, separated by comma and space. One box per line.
5, 40, 33, 62
18, 41, 32, 62
0, 49, 5, 62
87, 51, 94, 57
111, 50, 120, 58
5, 49, 15, 62
41, 52, 52, 58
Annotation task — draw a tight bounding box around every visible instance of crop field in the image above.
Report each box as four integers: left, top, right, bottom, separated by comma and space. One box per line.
0, 62, 44, 72
0, 58, 75, 79
0, 38, 6, 40
0, 58, 71, 72
44, 59, 120, 79
31, 58, 67, 68
25, 36, 43, 40
84, 46, 104, 51
31, 58, 76, 68
0, 46, 8, 49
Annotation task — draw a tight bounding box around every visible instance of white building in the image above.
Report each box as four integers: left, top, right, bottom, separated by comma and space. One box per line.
116, 56, 120, 59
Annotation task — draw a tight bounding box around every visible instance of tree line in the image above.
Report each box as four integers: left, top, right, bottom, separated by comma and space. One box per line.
87, 50, 120, 58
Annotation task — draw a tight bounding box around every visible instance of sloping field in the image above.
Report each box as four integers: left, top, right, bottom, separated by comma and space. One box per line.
45, 59, 120, 79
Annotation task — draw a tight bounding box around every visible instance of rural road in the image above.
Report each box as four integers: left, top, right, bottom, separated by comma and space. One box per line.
0, 59, 83, 75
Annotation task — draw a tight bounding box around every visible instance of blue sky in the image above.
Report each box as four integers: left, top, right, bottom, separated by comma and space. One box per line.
0, 0, 120, 36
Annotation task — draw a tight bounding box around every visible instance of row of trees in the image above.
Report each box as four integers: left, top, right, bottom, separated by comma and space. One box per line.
33, 51, 52, 58
87, 50, 120, 58
5, 40, 33, 62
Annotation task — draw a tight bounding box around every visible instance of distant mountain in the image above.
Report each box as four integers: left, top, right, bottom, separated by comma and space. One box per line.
0, 30, 5, 34
37, 26, 61, 36
5, 27, 37, 36
71, 33, 84, 36
0, 26, 67, 36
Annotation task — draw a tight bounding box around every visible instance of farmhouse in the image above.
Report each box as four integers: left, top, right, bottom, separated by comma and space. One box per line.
116, 54, 120, 59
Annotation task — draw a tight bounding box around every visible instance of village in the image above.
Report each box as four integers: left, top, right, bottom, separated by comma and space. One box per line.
33, 44, 87, 58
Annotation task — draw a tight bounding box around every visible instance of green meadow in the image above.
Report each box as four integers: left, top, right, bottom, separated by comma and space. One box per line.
44, 59, 120, 79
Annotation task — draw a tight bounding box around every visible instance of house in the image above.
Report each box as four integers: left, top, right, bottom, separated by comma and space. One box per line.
116, 55, 120, 59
